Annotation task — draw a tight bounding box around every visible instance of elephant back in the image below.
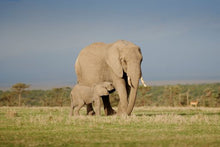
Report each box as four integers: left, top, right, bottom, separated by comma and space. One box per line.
75, 42, 112, 86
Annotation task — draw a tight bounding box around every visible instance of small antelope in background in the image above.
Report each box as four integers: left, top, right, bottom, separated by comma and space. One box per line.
190, 100, 199, 107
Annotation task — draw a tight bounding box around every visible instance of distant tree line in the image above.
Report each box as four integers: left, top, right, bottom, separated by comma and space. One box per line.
0, 83, 71, 107
136, 83, 220, 107
0, 83, 220, 107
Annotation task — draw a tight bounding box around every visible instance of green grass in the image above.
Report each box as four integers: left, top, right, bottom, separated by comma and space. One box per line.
0, 107, 220, 146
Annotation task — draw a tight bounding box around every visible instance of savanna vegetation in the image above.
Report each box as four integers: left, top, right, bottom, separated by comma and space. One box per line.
0, 83, 220, 107
0, 107, 219, 146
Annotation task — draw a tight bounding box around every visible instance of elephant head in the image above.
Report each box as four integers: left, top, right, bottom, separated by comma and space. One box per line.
94, 82, 114, 96
102, 82, 115, 92
106, 40, 143, 115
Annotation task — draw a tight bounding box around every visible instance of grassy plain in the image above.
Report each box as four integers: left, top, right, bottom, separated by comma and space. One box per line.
0, 106, 220, 146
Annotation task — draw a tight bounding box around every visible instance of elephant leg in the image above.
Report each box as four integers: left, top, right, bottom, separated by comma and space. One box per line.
94, 96, 101, 116
69, 103, 74, 116
74, 103, 84, 116
114, 79, 128, 116
86, 103, 95, 115
102, 96, 116, 116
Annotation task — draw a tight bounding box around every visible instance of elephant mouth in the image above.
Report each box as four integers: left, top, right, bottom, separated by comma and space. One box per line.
108, 89, 116, 94
123, 72, 131, 87
124, 72, 147, 88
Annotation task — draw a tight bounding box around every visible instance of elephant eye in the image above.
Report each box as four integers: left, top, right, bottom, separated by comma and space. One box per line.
123, 59, 127, 65
120, 58, 127, 64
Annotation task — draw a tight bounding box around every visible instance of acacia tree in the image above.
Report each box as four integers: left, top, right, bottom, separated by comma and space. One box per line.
11, 83, 30, 106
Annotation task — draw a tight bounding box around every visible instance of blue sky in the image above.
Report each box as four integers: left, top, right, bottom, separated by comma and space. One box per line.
0, 0, 220, 88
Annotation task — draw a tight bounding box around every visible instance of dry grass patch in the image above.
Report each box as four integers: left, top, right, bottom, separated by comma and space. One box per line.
0, 106, 219, 146
5, 109, 18, 118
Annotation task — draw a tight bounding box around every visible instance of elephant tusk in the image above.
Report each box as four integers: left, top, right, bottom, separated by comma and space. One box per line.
128, 76, 133, 87
141, 77, 147, 87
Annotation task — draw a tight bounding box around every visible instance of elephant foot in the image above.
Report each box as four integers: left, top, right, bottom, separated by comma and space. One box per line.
88, 110, 95, 116
104, 108, 116, 116
86, 104, 95, 115
117, 110, 128, 117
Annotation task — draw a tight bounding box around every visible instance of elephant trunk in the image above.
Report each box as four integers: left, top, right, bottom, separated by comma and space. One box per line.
126, 63, 141, 115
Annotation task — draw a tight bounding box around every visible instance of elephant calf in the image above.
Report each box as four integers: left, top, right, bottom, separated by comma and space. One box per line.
69, 82, 114, 116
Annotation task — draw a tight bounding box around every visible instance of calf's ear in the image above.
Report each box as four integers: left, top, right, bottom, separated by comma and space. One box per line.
97, 87, 109, 96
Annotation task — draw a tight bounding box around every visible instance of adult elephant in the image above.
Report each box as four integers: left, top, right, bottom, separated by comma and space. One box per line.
75, 40, 146, 116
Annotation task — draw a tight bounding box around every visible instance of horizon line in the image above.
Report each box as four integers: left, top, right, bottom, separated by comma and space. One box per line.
1, 79, 220, 91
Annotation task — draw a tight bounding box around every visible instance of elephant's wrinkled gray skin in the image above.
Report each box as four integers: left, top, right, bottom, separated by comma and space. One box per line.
69, 82, 114, 116
75, 40, 143, 116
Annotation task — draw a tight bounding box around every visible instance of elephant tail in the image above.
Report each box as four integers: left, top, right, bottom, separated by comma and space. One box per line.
75, 57, 82, 83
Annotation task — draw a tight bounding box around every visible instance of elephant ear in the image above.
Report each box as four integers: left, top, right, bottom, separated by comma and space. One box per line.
99, 86, 109, 96
106, 45, 123, 78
